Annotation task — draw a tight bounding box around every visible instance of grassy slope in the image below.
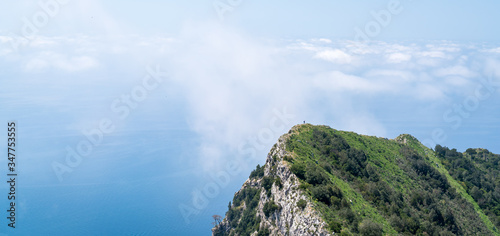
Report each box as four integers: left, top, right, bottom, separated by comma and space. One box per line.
286, 124, 498, 235
407, 137, 499, 235
287, 125, 397, 235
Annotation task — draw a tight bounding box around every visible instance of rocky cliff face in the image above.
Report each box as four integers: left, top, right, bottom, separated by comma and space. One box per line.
213, 126, 332, 236
213, 124, 499, 236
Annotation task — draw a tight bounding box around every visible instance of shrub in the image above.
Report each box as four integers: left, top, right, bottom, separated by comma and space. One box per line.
330, 196, 342, 209
359, 219, 383, 236
328, 220, 342, 233
275, 178, 283, 189
306, 165, 329, 185
250, 164, 265, 179
340, 198, 351, 209
297, 199, 307, 210
291, 162, 306, 179
340, 207, 357, 224
321, 161, 333, 174
262, 176, 274, 193
263, 201, 280, 217
299, 182, 310, 191
311, 185, 334, 205
233, 187, 259, 207
466, 148, 477, 155
256, 226, 270, 236
284, 155, 294, 162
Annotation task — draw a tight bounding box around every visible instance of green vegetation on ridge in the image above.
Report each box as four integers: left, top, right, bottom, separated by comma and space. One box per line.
214, 124, 499, 236
435, 145, 500, 230
284, 124, 495, 235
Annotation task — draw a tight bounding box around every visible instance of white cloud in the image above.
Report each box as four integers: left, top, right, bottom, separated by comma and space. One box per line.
412, 83, 446, 100
312, 38, 332, 44
0, 48, 12, 56
58, 56, 99, 72
161, 35, 497, 172
314, 49, 352, 64
323, 73, 398, 96
24, 52, 98, 72
29, 37, 58, 48
443, 76, 470, 87
420, 51, 447, 58
434, 65, 477, 78
386, 53, 412, 63
385, 44, 414, 53
2, 28, 499, 174
485, 59, 500, 79
0, 36, 11, 43
426, 43, 461, 53
342, 41, 384, 55
314, 71, 385, 93
25, 58, 50, 71
364, 69, 414, 81
485, 47, 500, 54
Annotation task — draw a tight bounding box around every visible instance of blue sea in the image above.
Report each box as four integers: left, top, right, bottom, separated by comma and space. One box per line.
0, 98, 252, 235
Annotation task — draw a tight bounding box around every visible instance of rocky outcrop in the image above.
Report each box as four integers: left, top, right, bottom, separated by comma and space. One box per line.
214, 124, 500, 236
213, 127, 332, 235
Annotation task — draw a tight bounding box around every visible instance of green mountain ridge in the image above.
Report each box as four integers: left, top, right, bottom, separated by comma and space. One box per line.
213, 124, 500, 236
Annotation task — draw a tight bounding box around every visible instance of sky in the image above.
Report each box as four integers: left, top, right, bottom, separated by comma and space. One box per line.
0, 1, 500, 235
